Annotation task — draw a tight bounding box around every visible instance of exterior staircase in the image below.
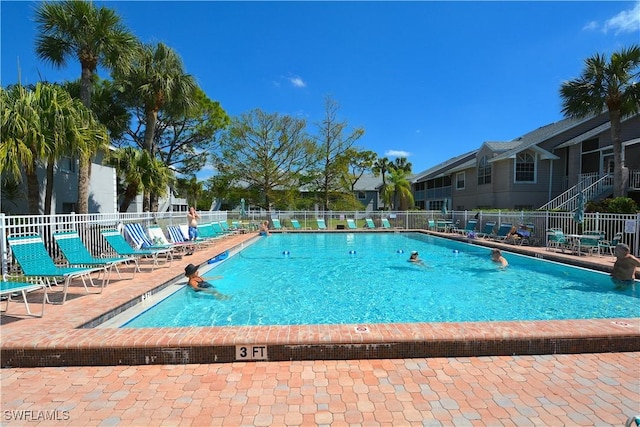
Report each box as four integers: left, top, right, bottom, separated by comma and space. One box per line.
538, 173, 613, 211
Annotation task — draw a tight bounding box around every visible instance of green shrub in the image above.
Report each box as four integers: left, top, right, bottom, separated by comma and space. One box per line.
586, 197, 638, 213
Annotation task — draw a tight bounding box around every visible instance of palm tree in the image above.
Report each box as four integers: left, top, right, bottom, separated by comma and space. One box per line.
383, 168, 414, 210
372, 157, 392, 209
392, 157, 412, 173
560, 45, 640, 197
1, 84, 44, 213
108, 147, 173, 212
34, 0, 137, 213
0, 83, 107, 214
118, 42, 197, 210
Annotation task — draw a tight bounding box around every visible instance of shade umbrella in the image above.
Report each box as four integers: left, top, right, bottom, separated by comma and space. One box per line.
441, 199, 448, 217
240, 198, 246, 218
573, 191, 585, 232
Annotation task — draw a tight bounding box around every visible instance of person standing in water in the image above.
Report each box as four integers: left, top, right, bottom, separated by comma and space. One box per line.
611, 243, 640, 289
490, 248, 508, 269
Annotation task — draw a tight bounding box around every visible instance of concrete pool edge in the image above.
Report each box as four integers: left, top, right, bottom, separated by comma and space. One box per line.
1, 318, 639, 368
1, 230, 639, 368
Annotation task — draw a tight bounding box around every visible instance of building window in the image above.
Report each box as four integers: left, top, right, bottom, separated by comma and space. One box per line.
477, 156, 491, 185
61, 202, 76, 214
357, 191, 366, 200
59, 156, 76, 173
515, 152, 535, 182
456, 172, 465, 190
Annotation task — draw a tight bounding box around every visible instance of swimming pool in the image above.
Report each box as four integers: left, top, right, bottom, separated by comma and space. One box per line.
111, 233, 639, 328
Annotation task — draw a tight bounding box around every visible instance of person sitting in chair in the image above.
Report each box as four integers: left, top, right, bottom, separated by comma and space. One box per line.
507, 224, 530, 243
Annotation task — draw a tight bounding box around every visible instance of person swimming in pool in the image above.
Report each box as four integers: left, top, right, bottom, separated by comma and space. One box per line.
611, 243, 640, 289
490, 248, 508, 269
184, 263, 230, 300
408, 251, 426, 267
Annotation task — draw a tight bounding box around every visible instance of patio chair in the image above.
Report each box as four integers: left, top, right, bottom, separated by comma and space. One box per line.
546, 228, 570, 253
598, 232, 623, 257
169, 225, 213, 249
364, 218, 376, 229
453, 219, 477, 236
505, 223, 534, 246
427, 219, 436, 231
53, 231, 138, 280
147, 225, 194, 255
7, 234, 104, 305
576, 232, 605, 256
124, 223, 173, 250
100, 229, 172, 271
211, 221, 233, 237
475, 221, 496, 239
1, 278, 48, 317
346, 218, 357, 230
197, 223, 223, 240
271, 218, 283, 230
489, 223, 514, 241
316, 218, 328, 230
290, 219, 306, 230
381, 218, 392, 229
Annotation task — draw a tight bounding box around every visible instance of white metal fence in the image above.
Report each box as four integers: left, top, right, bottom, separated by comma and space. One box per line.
2, 210, 639, 276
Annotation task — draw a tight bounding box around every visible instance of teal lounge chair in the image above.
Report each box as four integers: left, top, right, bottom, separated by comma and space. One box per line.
427, 219, 436, 231
381, 218, 392, 229
489, 223, 513, 241
7, 234, 104, 305
290, 219, 302, 230
454, 219, 477, 236
364, 218, 376, 229
476, 221, 496, 239
196, 223, 220, 241
100, 229, 172, 271
211, 221, 232, 237
272, 218, 283, 230
316, 218, 327, 230
346, 219, 357, 230
53, 231, 138, 279
1, 279, 48, 317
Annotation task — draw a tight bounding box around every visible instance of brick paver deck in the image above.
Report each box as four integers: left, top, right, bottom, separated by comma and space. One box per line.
1, 229, 639, 425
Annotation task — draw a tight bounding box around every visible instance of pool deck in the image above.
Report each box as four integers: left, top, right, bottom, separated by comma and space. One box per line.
1, 230, 638, 425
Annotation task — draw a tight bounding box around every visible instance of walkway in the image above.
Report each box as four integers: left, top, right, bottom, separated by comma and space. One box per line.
2, 352, 638, 426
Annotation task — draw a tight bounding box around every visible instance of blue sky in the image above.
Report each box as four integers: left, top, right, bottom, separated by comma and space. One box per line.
2, 1, 639, 179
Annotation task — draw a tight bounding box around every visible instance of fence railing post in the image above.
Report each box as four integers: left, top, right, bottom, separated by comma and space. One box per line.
1, 213, 6, 277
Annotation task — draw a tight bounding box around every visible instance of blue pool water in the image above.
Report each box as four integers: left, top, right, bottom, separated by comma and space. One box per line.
121, 233, 639, 328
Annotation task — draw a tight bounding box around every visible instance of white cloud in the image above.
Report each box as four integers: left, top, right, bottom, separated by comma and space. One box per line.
604, 1, 640, 34
587, 1, 640, 34
385, 150, 411, 158
288, 75, 306, 88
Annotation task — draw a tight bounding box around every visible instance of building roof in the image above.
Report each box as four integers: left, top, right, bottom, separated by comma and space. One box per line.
488, 116, 596, 162
352, 174, 383, 191
411, 149, 479, 182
